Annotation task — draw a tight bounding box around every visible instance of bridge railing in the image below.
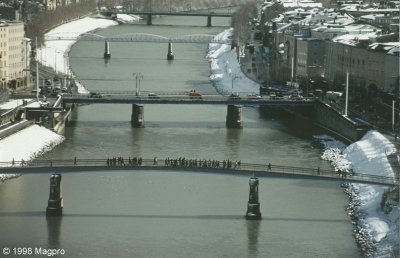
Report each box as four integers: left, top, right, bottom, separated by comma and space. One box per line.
1, 159, 398, 186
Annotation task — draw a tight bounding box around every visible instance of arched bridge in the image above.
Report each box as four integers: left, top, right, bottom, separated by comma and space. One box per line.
1, 158, 397, 187
45, 32, 232, 44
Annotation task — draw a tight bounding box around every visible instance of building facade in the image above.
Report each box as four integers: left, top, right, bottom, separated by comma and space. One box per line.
296, 38, 325, 82
0, 21, 28, 91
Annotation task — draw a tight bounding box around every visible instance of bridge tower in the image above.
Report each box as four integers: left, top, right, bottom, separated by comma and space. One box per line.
104, 41, 111, 59
207, 15, 212, 27
131, 104, 145, 127
147, 14, 152, 25
245, 176, 261, 220
46, 174, 63, 216
167, 41, 174, 60
226, 105, 243, 128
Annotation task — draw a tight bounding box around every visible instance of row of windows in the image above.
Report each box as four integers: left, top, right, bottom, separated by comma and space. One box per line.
337, 55, 366, 65
0, 28, 20, 33
1, 60, 24, 69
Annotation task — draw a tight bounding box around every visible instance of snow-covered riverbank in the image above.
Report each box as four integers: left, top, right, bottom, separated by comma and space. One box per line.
316, 132, 399, 257
37, 14, 139, 93
206, 28, 259, 94
0, 14, 139, 180
0, 124, 65, 181
208, 28, 398, 257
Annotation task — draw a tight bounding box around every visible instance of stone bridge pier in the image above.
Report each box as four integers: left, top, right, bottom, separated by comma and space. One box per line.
226, 105, 243, 128
46, 174, 63, 216
245, 177, 261, 220
104, 41, 111, 59
131, 104, 145, 128
167, 41, 174, 60
147, 14, 152, 25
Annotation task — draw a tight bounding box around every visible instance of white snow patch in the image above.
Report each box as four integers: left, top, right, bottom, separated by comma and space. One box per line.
0, 125, 65, 181
315, 130, 399, 256
207, 28, 259, 94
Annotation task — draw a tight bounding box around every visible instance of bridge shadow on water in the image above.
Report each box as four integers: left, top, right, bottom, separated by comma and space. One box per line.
67, 120, 267, 129
0, 211, 349, 223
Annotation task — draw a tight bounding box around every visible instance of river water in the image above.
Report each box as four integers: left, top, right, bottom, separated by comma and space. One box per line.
0, 16, 360, 257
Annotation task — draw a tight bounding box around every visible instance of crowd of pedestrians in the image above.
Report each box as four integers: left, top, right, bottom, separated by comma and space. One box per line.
107, 156, 143, 166
105, 156, 242, 169
164, 157, 241, 169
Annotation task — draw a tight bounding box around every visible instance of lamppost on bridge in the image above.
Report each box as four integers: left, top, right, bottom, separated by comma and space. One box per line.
133, 72, 143, 96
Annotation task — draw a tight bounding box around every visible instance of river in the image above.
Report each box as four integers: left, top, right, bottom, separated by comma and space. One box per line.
0, 15, 360, 257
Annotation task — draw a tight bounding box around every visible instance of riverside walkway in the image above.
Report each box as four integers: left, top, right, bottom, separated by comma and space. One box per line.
0, 158, 397, 187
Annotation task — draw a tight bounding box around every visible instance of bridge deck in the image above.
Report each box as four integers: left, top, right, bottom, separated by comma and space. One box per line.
62, 94, 315, 106
0, 159, 397, 187
123, 11, 232, 17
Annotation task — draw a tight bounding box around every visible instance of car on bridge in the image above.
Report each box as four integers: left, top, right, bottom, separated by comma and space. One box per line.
247, 93, 261, 99
148, 92, 160, 99
229, 93, 241, 99
188, 90, 202, 99
89, 92, 102, 98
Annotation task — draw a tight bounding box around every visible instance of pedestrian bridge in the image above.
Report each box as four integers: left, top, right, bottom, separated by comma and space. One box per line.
45, 32, 231, 44
1, 158, 397, 187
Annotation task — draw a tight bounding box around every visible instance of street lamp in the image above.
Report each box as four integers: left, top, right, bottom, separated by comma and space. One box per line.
133, 72, 143, 96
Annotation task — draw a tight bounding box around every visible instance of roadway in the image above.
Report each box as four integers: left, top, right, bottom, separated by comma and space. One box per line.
61, 92, 315, 106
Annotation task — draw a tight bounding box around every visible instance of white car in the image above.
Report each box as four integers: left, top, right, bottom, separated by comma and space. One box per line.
247, 93, 261, 99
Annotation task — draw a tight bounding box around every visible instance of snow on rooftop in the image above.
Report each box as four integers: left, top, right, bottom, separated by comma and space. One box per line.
332, 31, 380, 46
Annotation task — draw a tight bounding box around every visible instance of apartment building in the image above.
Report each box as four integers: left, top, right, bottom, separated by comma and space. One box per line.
0, 21, 28, 90
296, 38, 325, 81
368, 43, 400, 96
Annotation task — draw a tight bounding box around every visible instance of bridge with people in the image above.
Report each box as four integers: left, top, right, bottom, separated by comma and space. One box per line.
2, 158, 396, 217
61, 91, 315, 127
0, 158, 397, 187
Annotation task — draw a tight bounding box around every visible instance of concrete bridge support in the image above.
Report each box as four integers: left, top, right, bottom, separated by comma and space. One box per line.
147, 14, 152, 25
104, 41, 111, 59
167, 41, 174, 60
226, 105, 243, 128
207, 15, 212, 27
46, 174, 63, 216
131, 104, 144, 128
245, 177, 261, 220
